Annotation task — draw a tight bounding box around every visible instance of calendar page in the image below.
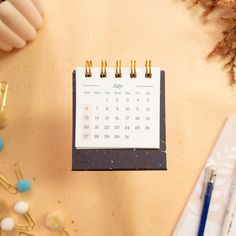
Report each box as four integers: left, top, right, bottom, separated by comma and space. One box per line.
75, 67, 161, 149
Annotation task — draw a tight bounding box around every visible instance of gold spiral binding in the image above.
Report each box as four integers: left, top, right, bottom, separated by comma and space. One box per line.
100, 60, 107, 78
145, 60, 152, 78
85, 60, 92, 77
115, 60, 122, 78
130, 60, 137, 78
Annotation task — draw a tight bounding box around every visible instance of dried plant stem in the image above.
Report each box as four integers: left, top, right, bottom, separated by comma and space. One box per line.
190, 0, 236, 85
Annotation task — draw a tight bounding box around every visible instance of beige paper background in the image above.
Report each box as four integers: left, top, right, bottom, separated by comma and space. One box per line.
0, 0, 236, 235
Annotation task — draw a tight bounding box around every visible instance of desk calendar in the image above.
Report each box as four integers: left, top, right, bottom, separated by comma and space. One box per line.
72, 60, 166, 171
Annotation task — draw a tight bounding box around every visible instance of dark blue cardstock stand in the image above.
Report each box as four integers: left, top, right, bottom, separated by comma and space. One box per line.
72, 71, 166, 171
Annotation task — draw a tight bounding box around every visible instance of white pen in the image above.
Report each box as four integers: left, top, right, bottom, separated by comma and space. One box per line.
221, 175, 236, 236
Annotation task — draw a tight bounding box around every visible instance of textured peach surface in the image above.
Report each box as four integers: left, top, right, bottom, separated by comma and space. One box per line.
0, 1, 236, 235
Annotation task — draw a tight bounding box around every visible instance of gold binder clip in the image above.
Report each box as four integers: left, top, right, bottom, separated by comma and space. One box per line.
130, 60, 137, 78
0, 175, 18, 194
145, 60, 152, 78
85, 60, 92, 77
0, 81, 8, 129
100, 60, 107, 78
115, 60, 122, 78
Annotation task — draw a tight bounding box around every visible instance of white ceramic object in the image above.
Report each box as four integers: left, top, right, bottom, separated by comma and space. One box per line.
0, 0, 43, 51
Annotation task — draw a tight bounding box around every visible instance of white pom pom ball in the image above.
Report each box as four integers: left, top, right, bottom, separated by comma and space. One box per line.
0, 217, 15, 231
14, 201, 29, 214
45, 211, 65, 230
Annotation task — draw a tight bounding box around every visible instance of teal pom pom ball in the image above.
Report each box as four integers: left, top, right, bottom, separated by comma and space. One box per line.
17, 180, 31, 192
0, 137, 4, 150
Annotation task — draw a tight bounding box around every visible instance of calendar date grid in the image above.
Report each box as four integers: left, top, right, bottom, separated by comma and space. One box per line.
75, 67, 161, 149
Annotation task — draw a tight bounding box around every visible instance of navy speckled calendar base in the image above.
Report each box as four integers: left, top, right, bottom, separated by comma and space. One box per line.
72, 70, 166, 171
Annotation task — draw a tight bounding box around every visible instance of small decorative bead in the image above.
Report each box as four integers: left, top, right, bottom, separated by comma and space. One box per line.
45, 211, 64, 230
0, 137, 4, 150
0, 217, 15, 231
14, 201, 29, 214
17, 179, 31, 192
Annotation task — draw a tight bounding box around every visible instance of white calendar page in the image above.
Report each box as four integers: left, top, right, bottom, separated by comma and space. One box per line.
75, 67, 161, 149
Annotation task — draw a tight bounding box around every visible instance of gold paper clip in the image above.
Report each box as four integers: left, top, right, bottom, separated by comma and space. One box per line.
85, 60, 92, 77
130, 60, 137, 78
0, 199, 7, 212
1, 217, 32, 232
0, 81, 8, 129
145, 60, 152, 78
19, 232, 35, 236
15, 224, 32, 231
0, 175, 18, 194
61, 229, 70, 236
14, 163, 24, 180
115, 60, 122, 78
14, 201, 35, 229
24, 213, 35, 229
14, 164, 31, 193
100, 60, 107, 78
